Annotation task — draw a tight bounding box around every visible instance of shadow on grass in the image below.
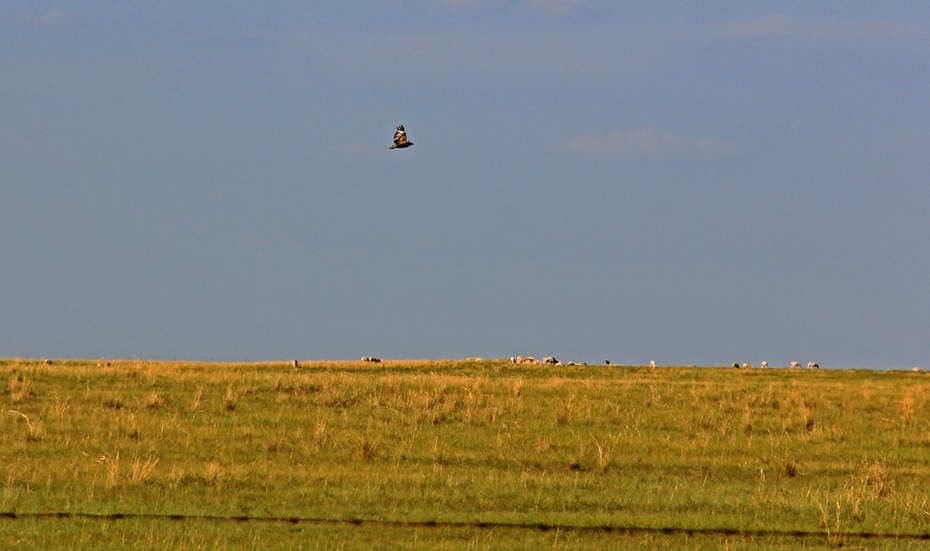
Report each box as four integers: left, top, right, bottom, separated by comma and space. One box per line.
2, 511, 929, 542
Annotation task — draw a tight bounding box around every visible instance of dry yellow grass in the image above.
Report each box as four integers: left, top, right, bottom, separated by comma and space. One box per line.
2, 358, 929, 549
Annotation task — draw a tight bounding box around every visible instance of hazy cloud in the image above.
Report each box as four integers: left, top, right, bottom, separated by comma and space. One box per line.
437, 0, 583, 11
437, 0, 507, 8
529, 0, 584, 12
566, 128, 738, 159
716, 14, 930, 47
22, 11, 77, 27
721, 14, 808, 41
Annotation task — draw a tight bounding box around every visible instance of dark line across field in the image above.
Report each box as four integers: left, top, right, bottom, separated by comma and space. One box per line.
2, 511, 929, 542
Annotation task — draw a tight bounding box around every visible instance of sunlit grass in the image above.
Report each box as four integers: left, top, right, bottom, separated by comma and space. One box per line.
2, 358, 929, 548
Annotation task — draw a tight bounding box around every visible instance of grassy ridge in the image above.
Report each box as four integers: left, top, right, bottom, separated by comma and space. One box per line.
2, 358, 929, 549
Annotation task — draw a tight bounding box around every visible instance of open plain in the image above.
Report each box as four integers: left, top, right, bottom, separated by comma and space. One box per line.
2, 358, 929, 549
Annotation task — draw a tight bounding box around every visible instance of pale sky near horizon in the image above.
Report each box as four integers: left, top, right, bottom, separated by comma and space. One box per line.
3, 2, 929, 368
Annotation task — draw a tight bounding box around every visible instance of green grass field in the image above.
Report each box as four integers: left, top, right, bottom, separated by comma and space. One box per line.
2, 358, 929, 549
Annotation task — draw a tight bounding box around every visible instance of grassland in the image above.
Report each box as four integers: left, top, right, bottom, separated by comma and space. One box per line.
2, 358, 929, 549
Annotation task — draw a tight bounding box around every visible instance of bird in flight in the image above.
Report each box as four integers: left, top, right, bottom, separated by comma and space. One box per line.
388, 125, 414, 149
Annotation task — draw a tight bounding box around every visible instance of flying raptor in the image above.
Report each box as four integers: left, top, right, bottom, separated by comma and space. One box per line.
388, 125, 414, 149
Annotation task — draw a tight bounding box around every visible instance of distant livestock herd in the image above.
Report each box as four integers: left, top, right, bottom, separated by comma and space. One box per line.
350, 356, 822, 368
20, 358, 926, 373
509, 356, 584, 366
734, 361, 819, 369
508, 356, 822, 369
282, 356, 824, 369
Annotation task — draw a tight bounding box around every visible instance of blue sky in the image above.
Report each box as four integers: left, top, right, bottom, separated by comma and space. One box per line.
3, 2, 929, 367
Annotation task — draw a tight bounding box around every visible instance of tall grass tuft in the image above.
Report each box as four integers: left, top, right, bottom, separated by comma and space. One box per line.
224, 385, 237, 412
782, 453, 798, 478
358, 435, 378, 461
801, 405, 815, 432
556, 392, 574, 425
900, 393, 916, 426
130, 457, 159, 484
9, 375, 34, 404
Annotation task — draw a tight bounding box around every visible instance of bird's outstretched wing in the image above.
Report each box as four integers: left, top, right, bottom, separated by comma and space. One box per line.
393, 125, 408, 146
388, 124, 413, 149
